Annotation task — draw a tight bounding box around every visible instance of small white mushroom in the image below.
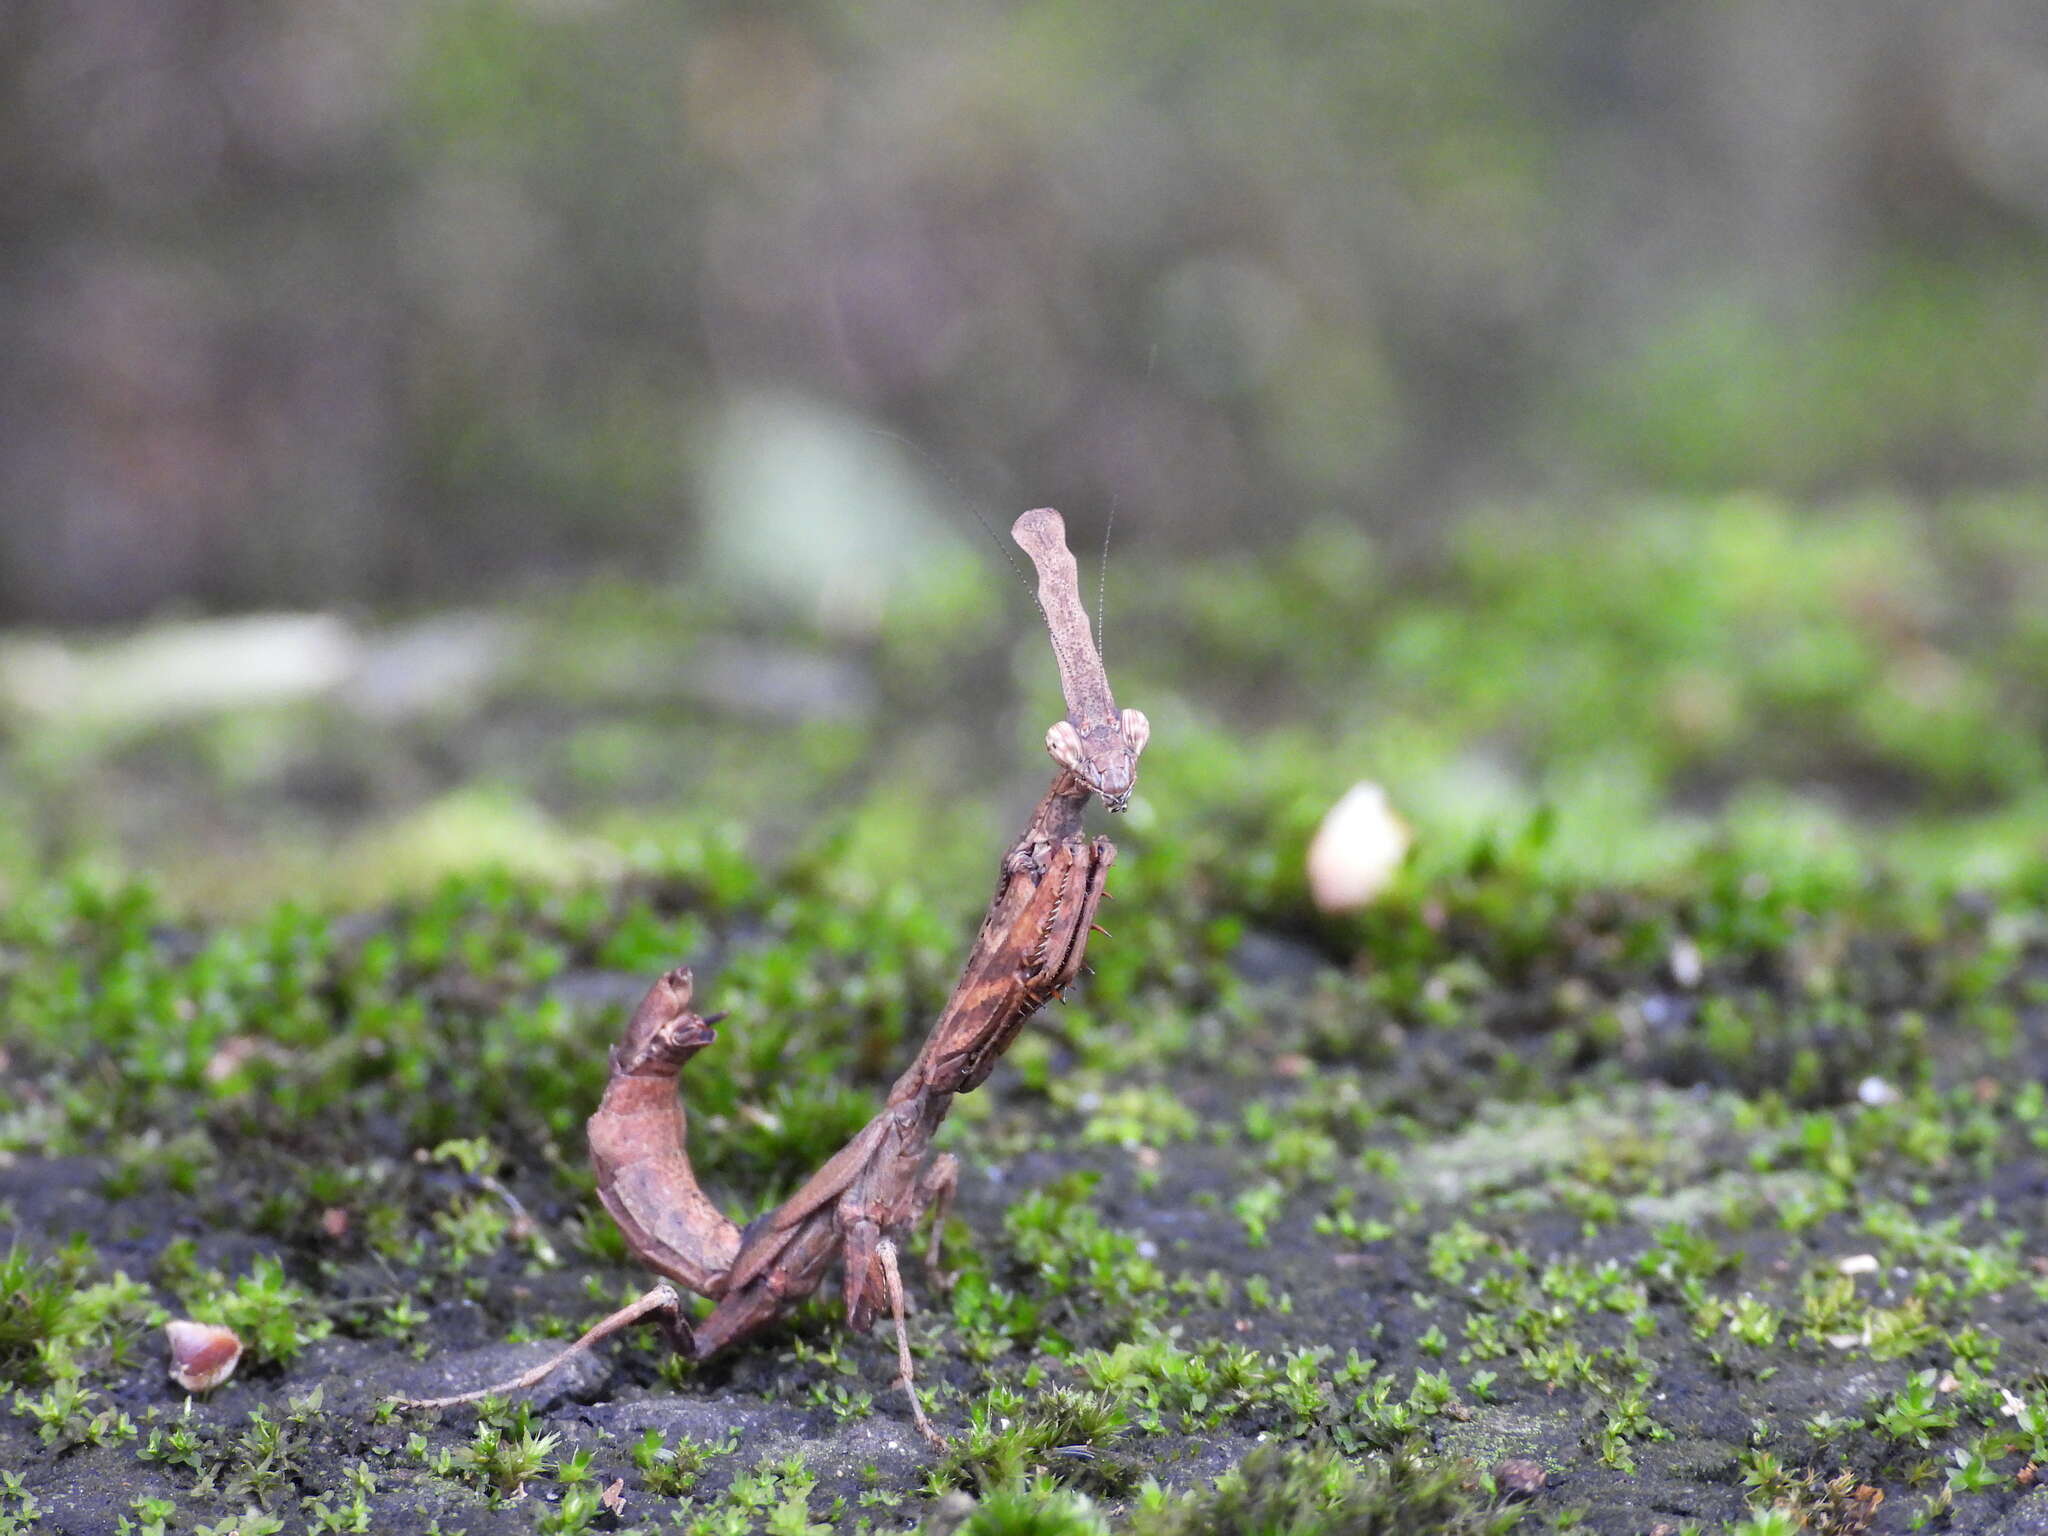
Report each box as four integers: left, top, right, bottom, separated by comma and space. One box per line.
166, 1320, 243, 1394
1306, 782, 1412, 913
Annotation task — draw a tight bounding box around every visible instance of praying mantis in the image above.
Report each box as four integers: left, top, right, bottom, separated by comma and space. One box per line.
397, 509, 1149, 1446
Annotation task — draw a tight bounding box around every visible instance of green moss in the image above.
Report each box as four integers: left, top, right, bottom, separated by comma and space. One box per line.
953, 1478, 1112, 1536
941, 1387, 1135, 1497
0, 1243, 90, 1389
11, 501, 2048, 1530
1127, 1445, 1516, 1536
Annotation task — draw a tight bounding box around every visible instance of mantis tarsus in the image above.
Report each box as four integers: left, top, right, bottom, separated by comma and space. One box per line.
396, 510, 1148, 1446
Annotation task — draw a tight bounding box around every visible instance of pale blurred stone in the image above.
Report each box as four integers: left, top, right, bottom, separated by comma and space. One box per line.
1, 614, 356, 725
1306, 782, 1412, 913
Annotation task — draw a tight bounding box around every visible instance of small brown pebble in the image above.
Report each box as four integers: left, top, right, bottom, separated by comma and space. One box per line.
922, 1492, 976, 1536
1495, 1459, 1547, 1499
320, 1207, 350, 1239
204, 1036, 263, 1084
166, 1320, 242, 1393
1553, 977, 1593, 1014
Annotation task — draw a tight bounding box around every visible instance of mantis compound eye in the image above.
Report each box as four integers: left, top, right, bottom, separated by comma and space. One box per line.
1045, 720, 1089, 776
1120, 708, 1150, 758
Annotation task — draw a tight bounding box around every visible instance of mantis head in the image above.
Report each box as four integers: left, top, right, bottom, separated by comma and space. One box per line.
612, 967, 728, 1076
1046, 706, 1150, 812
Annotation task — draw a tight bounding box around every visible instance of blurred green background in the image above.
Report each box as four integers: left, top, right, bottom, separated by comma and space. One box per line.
3, 0, 2048, 902
7, 0, 2048, 616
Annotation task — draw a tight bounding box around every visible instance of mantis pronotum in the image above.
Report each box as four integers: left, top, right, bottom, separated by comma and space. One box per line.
397, 509, 1146, 1446
1012, 508, 1150, 812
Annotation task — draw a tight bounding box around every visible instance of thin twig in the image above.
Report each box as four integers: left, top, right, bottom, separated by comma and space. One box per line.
390, 1284, 682, 1410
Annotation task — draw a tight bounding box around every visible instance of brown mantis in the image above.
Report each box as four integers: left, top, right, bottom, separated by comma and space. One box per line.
397, 509, 1148, 1446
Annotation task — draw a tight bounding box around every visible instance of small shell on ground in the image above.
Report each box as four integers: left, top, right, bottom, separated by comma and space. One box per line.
166, 1320, 242, 1393
1306, 781, 1412, 913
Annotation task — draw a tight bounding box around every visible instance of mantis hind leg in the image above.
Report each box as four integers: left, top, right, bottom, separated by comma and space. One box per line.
839, 1218, 944, 1448
878, 1236, 944, 1448
840, 1214, 885, 1333
912, 1154, 959, 1291
848, 1150, 960, 1330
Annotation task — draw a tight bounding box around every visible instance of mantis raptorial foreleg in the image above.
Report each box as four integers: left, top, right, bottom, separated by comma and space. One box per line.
585, 968, 740, 1294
